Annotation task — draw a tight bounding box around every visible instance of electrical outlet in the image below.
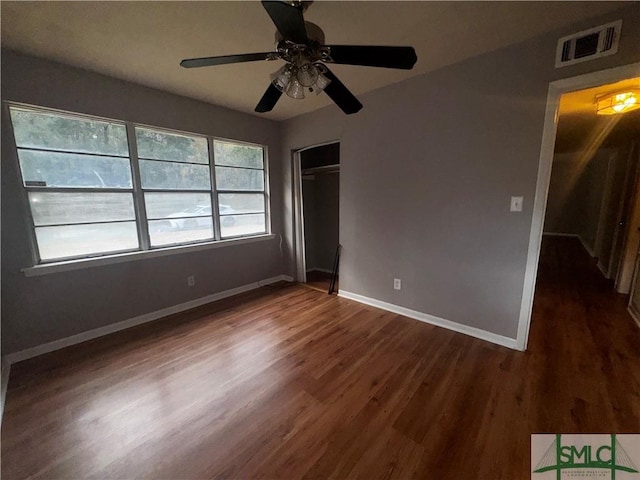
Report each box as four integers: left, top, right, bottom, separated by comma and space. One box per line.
510, 196, 524, 212
187, 275, 195, 287
394, 278, 401, 290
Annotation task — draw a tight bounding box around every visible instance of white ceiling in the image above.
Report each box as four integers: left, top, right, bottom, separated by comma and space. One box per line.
0, 1, 631, 121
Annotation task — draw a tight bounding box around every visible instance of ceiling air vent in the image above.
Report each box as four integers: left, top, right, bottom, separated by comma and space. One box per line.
555, 20, 622, 68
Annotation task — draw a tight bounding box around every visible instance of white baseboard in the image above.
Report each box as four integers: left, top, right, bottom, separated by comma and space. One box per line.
543, 232, 579, 237
597, 261, 609, 278
306, 268, 334, 275
4, 274, 293, 366
578, 236, 596, 258
628, 304, 640, 330
338, 290, 520, 350
543, 232, 597, 258
0, 359, 11, 427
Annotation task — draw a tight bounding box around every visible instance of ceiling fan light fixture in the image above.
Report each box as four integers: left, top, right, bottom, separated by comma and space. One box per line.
596, 89, 640, 115
296, 62, 319, 87
271, 60, 329, 99
285, 76, 306, 99
312, 70, 331, 95
270, 64, 293, 92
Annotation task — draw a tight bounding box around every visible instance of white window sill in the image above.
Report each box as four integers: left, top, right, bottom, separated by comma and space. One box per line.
22, 234, 277, 277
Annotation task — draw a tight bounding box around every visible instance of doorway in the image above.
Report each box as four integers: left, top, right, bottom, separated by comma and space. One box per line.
543, 78, 640, 285
518, 63, 640, 349
293, 142, 340, 293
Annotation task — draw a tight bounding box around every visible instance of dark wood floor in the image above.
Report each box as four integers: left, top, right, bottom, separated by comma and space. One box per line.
305, 270, 337, 293
2, 236, 639, 479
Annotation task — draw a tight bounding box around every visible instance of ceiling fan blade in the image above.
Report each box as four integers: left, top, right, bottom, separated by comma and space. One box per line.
322, 67, 363, 115
180, 52, 274, 69
261, 1, 308, 44
324, 45, 417, 70
255, 83, 283, 113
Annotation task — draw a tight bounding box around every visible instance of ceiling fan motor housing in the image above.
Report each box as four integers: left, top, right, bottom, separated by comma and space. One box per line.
274, 21, 327, 64
275, 21, 325, 45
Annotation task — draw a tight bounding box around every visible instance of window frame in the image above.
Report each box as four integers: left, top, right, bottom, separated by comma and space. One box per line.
213, 139, 270, 240
134, 124, 216, 249
25, 189, 142, 262
5, 101, 272, 266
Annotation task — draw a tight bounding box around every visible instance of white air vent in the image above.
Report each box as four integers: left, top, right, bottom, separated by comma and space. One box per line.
555, 20, 622, 68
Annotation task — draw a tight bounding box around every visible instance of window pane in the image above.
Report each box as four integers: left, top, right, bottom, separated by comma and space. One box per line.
148, 217, 213, 247
215, 166, 264, 191
36, 222, 138, 260
214, 141, 263, 169
145, 193, 211, 220
139, 160, 211, 190
218, 193, 265, 214
136, 127, 208, 164
9, 107, 128, 156
18, 149, 132, 188
220, 214, 266, 238
29, 192, 135, 226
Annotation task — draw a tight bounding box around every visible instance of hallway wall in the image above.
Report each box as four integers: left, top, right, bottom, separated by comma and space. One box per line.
544, 111, 640, 277
544, 149, 612, 252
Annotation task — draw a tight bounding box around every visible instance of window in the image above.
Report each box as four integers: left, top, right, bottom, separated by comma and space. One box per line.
135, 127, 213, 247
9, 105, 270, 264
10, 107, 138, 261
214, 140, 267, 238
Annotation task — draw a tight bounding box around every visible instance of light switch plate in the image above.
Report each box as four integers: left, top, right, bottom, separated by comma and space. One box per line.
510, 196, 523, 212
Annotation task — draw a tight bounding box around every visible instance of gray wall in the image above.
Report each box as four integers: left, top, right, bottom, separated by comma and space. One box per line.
543, 149, 611, 248
313, 173, 340, 272
2, 6, 639, 354
599, 138, 638, 277
303, 172, 340, 272
545, 111, 640, 250
545, 111, 640, 274
1, 50, 284, 354
581, 152, 610, 251
281, 5, 640, 339
543, 152, 586, 235
302, 178, 317, 270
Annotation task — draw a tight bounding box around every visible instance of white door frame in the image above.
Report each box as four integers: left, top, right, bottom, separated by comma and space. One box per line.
627, 254, 640, 329
516, 62, 640, 351
617, 140, 640, 293
293, 150, 306, 283
609, 141, 639, 283
292, 140, 341, 282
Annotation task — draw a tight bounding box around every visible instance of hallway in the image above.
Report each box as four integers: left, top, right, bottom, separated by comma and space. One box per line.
529, 235, 640, 432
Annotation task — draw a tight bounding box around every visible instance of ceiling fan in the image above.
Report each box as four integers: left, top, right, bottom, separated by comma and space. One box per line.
180, 1, 418, 115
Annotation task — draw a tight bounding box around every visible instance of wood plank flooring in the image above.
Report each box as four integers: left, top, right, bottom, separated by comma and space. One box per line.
304, 270, 336, 294
2, 236, 639, 479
